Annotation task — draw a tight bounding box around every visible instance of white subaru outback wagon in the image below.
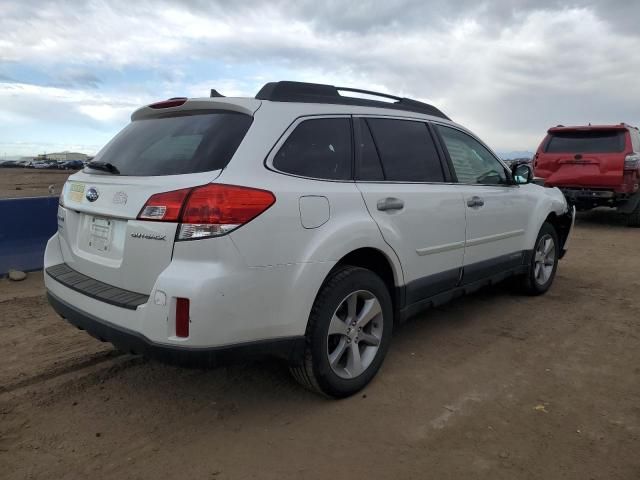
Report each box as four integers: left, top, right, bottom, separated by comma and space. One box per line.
45, 81, 575, 397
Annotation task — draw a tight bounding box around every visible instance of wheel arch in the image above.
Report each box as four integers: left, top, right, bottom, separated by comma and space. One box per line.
544, 210, 572, 257
329, 247, 403, 319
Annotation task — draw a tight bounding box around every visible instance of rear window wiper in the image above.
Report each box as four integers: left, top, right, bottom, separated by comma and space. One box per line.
86, 161, 120, 174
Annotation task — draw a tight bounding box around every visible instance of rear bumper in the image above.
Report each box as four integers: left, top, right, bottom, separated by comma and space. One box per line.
559, 187, 633, 208
44, 232, 331, 350
48, 291, 305, 367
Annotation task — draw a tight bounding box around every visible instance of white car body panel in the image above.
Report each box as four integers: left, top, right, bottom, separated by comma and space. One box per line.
357, 182, 466, 290
44, 94, 573, 355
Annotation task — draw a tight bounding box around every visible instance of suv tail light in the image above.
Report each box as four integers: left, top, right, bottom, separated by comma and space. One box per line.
624, 154, 640, 171
138, 184, 276, 240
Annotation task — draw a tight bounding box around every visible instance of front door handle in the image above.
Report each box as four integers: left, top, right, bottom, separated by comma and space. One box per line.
467, 196, 485, 208
377, 197, 404, 211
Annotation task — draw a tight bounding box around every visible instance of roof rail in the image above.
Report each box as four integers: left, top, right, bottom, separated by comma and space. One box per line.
255, 81, 450, 120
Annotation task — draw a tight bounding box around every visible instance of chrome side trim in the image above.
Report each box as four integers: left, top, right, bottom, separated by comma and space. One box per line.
465, 229, 525, 247
416, 241, 466, 256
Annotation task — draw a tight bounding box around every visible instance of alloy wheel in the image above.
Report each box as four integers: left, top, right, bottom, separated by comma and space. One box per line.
533, 234, 556, 285
326, 290, 384, 379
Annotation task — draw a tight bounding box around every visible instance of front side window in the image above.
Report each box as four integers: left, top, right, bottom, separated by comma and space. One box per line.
437, 125, 507, 185
365, 118, 444, 182
273, 118, 352, 180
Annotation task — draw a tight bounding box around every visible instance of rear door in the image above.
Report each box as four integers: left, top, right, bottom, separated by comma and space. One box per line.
57, 109, 254, 294
434, 124, 533, 283
355, 117, 466, 305
536, 128, 629, 187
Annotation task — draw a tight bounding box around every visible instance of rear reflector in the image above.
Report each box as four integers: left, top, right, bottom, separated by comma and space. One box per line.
175, 298, 190, 338
137, 184, 275, 240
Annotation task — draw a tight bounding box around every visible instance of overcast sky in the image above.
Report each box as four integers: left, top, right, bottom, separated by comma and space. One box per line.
2, 0, 640, 158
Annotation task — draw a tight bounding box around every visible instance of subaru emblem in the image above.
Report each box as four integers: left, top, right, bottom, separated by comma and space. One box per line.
86, 187, 99, 202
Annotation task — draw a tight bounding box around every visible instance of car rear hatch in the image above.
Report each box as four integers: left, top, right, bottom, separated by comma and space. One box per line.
56, 98, 260, 295
536, 126, 629, 188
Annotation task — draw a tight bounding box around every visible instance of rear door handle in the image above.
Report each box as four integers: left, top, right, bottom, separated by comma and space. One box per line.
377, 197, 404, 211
467, 196, 484, 208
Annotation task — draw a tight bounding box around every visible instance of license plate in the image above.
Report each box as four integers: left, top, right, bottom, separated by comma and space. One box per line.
88, 217, 113, 252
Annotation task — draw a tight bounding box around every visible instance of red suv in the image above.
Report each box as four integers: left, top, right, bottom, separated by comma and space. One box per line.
534, 124, 640, 226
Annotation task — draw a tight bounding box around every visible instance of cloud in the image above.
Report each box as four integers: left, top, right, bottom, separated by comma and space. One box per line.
1, 0, 640, 155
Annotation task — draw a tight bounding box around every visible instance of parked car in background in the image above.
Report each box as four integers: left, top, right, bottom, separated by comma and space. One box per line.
32, 161, 53, 169
61, 160, 84, 170
45, 81, 575, 398
534, 124, 640, 226
0, 160, 19, 168
504, 157, 532, 169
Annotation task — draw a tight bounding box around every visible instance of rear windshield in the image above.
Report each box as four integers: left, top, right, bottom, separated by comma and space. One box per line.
90, 111, 252, 176
545, 130, 625, 154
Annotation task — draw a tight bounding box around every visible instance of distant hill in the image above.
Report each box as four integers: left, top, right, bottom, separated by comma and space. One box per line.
496, 150, 534, 161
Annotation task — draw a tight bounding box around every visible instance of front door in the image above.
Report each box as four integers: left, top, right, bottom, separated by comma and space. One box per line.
434, 124, 533, 284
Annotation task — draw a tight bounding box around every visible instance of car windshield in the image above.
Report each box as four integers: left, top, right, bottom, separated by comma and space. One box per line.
89, 111, 253, 176
545, 130, 625, 154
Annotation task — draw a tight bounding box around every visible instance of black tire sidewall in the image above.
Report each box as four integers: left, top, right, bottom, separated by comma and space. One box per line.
528, 222, 560, 293
309, 268, 393, 398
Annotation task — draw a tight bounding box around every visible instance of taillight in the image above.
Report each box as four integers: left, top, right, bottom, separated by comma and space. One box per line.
138, 188, 191, 221
624, 154, 640, 171
137, 184, 276, 240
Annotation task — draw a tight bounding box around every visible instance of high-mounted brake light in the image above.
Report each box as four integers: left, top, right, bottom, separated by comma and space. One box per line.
137, 184, 276, 240
148, 97, 188, 109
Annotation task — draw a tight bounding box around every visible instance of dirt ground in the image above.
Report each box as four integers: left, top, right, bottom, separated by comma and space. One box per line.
1, 211, 639, 480
0, 168, 74, 198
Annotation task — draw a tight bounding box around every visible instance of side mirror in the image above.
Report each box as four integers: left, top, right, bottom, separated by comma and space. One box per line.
512, 163, 534, 184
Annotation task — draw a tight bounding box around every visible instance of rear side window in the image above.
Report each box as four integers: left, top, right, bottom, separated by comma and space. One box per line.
365, 118, 444, 182
273, 118, 352, 180
545, 131, 625, 153
91, 112, 252, 176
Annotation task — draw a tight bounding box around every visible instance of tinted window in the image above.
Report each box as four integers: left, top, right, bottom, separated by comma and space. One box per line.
545, 130, 625, 153
273, 118, 352, 180
91, 112, 252, 176
366, 119, 444, 182
355, 119, 384, 180
437, 125, 507, 185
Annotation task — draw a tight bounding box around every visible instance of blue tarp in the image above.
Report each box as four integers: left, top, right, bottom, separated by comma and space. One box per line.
0, 196, 58, 275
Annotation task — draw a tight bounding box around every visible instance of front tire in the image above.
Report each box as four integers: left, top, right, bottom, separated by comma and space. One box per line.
627, 203, 640, 227
290, 266, 393, 398
520, 222, 559, 295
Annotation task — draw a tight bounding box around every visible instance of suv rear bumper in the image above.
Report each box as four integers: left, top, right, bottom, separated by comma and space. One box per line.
48, 291, 305, 367
559, 187, 635, 209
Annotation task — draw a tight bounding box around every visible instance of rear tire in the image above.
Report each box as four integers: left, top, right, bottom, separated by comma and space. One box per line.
290, 266, 393, 398
520, 222, 559, 295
